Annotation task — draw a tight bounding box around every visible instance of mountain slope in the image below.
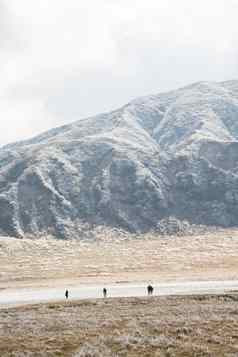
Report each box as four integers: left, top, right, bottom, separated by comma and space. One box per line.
1, 80, 238, 238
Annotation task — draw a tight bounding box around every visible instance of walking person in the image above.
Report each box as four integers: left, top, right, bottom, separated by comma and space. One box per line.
103, 287, 107, 298
65, 289, 69, 299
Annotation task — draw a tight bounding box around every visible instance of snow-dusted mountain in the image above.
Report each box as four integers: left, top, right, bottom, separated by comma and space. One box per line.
1, 80, 238, 238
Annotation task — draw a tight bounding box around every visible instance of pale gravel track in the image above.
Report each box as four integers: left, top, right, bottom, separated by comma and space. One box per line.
1, 280, 238, 308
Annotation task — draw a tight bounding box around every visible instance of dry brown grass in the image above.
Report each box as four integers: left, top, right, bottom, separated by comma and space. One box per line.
1, 294, 238, 356
0, 228, 238, 289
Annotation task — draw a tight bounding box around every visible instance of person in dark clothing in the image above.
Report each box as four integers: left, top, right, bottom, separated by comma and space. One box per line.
147, 285, 154, 296
65, 289, 69, 299
103, 288, 107, 298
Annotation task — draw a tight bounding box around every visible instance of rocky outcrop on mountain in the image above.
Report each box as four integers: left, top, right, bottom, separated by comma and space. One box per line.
0, 80, 238, 238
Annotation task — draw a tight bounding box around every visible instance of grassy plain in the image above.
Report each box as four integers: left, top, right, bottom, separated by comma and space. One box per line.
1, 294, 238, 356
0, 229, 238, 356
0, 228, 238, 289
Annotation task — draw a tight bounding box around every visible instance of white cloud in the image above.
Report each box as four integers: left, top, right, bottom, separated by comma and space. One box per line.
0, 0, 237, 145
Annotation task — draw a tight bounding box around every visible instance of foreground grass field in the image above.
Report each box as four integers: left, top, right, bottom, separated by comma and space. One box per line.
0, 228, 238, 289
1, 294, 238, 356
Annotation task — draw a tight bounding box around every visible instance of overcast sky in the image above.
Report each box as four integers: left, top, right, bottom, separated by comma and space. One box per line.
0, 0, 237, 146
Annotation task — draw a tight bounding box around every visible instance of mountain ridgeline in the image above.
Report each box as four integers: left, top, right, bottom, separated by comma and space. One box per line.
1, 81, 238, 238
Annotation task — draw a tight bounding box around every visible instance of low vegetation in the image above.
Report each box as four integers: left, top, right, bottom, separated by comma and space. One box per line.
0, 294, 238, 356
1, 228, 238, 289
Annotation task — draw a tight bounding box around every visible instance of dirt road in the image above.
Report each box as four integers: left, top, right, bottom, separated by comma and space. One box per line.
1, 280, 238, 308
